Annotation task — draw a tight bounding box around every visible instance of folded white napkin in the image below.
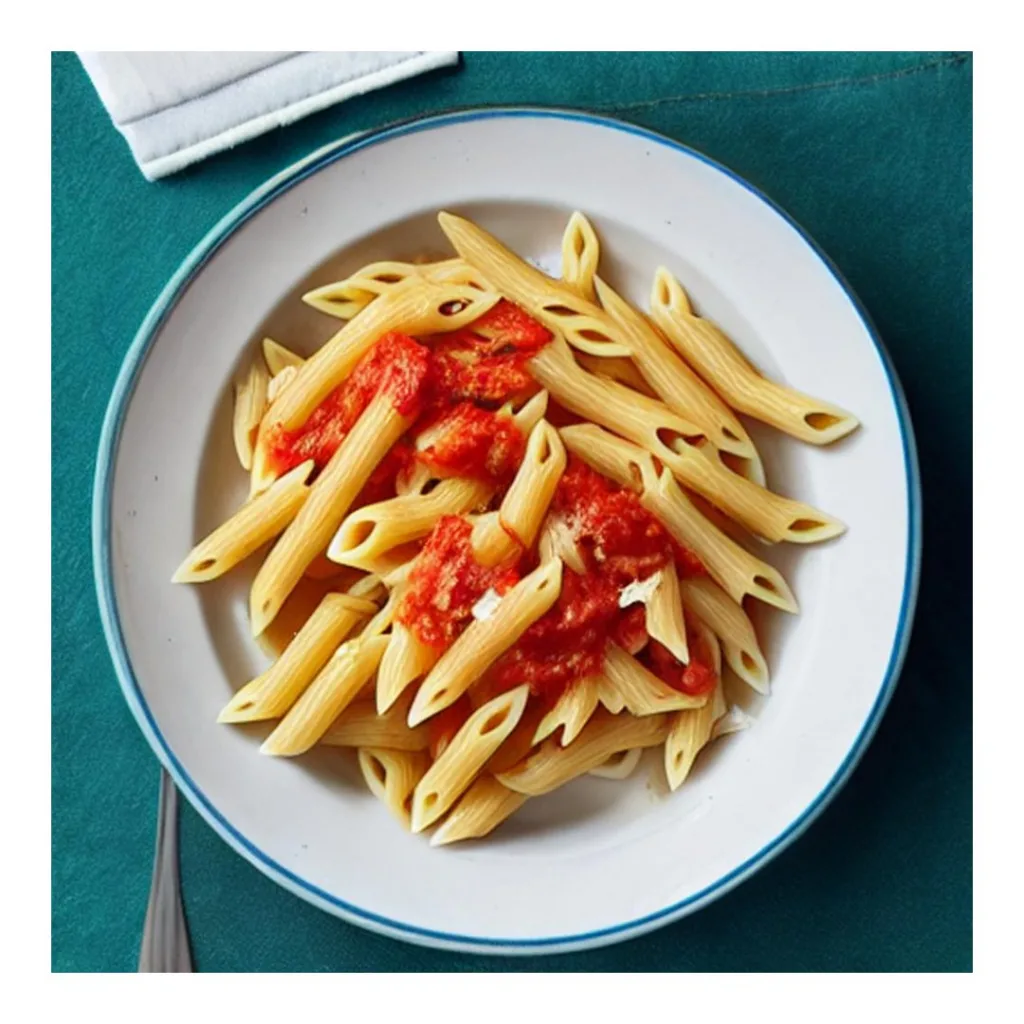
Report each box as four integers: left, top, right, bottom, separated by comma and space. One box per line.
78, 51, 459, 180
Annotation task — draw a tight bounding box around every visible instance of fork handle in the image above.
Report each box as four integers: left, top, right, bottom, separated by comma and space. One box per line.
138, 769, 194, 972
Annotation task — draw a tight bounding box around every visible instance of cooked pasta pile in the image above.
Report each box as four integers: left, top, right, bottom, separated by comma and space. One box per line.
174, 211, 858, 845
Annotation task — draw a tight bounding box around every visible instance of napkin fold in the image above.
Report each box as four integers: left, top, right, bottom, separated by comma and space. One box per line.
78, 51, 459, 180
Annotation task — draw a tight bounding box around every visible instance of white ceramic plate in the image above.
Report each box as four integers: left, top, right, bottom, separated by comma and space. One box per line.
94, 109, 920, 955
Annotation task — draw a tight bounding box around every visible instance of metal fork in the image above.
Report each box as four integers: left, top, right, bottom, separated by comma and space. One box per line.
138, 769, 194, 972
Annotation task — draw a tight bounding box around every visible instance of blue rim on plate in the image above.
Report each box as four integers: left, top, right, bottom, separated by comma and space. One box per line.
92, 107, 922, 955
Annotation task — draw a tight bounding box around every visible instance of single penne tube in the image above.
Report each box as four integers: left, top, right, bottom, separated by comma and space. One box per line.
262, 337, 305, 375
505, 389, 550, 436
469, 511, 512, 567
328, 477, 493, 570
302, 258, 482, 319
408, 559, 564, 726
665, 694, 718, 790
218, 592, 377, 723
560, 210, 600, 302
376, 621, 441, 714
249, 393, 410, 636
473, 420, 567, 567
576, 353, 657, 397
532, 336, 843, 544
589, 746, 643, 780
430, 776, 528, 847
650, 267, 860, 445
321, 694, 429, 751
680, 577, 770, 694
410, 685, 530, 833
593, 274, 763, 476
497, 420, 567, 552
261, 633, 389, 756
559, 424, 798, 612
172, 460, 314, 584
643, 562, 689, 665
533, 675, 601, 747
233, 361, 270, 471
496, 710, 669, 796
603, 644, 708, 715
689, 614, 724, 678
303, 261, 433, 318
438, 209, 630, 357
358, 748, 431, 829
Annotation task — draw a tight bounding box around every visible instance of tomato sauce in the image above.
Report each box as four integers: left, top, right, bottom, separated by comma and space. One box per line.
416, 402, 526, 485
489, 459, 707, 701
397, 516, 521, 648
266, 332, 430, 475
427, 299, 551, 407
644, 637, 718, 697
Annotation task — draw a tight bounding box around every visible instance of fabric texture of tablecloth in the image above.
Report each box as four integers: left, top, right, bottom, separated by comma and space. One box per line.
51, 50, 972, 972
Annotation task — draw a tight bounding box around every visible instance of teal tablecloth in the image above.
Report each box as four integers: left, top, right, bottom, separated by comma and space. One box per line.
52, 51, 972, 972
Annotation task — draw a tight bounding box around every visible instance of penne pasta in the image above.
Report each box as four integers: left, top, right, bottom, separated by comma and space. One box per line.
532, 336, 843, 544
322, 693, 429, 751
650, 267, 860, 445
472, 420, 566, 567
559, 423, 799, 613
560, 210, 600, 302
249, 393, 410, 636
219, 591, 376, 723
664, 695, 717, 791
410, 685, 530, 832
442, 210, 761, 475
594, 272, 763, 476
375, 621, 440, 714
596, 674, 627, 714
602, 644, 708, 715
439, 210, 631, 357
430, 776, 528, 847
497, 709, 669, 796
233, 360, 269, 471
576, 353, 657, 398
261, 633, 389, 756
484, 703, 548, 775
262, 337, 305, 375
358, 748, 430, 829
328, 477, 493, 571
408, 558, 564, 726
589, 746, 643, 780
172, 460, 314, 583
178, 206, 856, 849
533, 675, 601, 746
680, 577, 770, 694
302, 259, 485, 320
506, 389, 550, 436
642, 562, 689, 665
